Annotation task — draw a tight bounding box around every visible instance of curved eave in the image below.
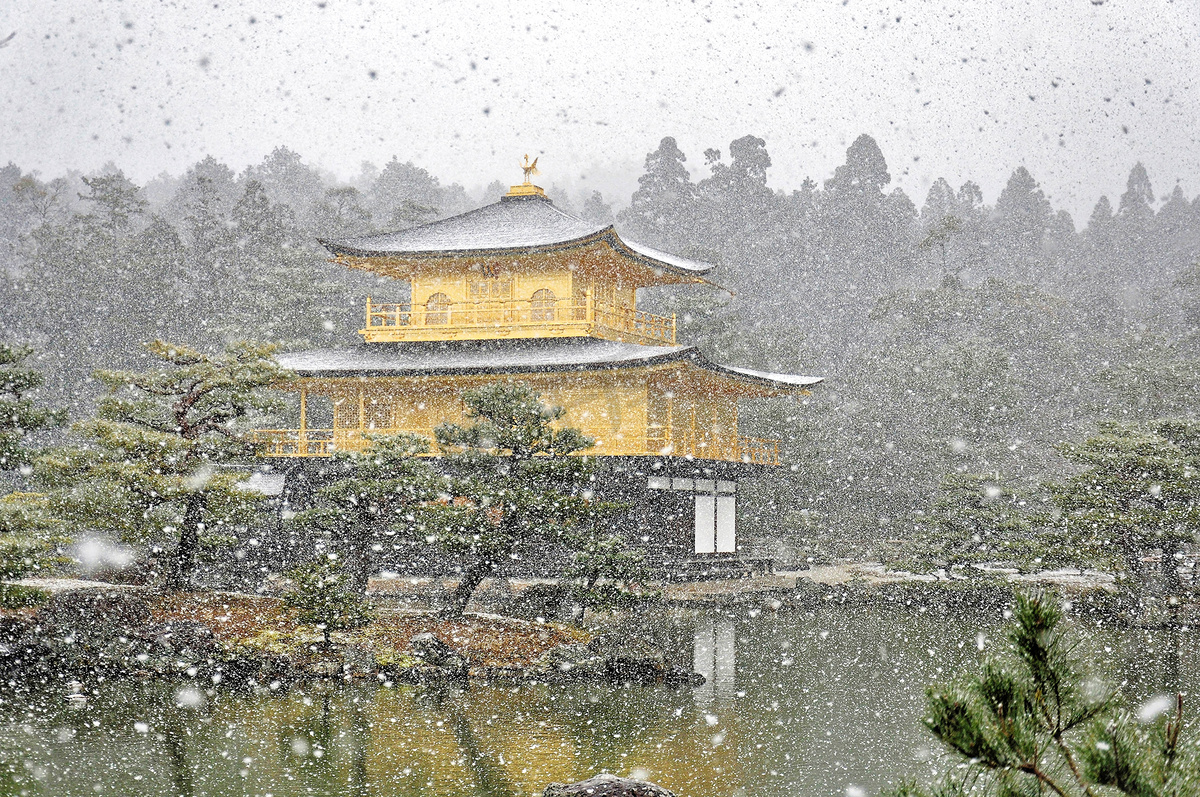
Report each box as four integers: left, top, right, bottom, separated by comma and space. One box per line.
604, 233, 713, 277
318, 226, 717, 282
318, 228, 610, 261
697, 358, 824, 392
278, 345, 694, 380
281, 348, 823, 396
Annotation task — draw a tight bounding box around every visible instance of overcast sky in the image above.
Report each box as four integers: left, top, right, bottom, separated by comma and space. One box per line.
3, 0, 1198, 219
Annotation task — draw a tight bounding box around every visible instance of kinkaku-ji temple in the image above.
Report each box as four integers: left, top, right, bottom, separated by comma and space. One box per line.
255, 160, 822, 576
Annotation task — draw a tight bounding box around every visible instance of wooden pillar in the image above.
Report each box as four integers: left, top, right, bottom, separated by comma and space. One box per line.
666, 392, 675, 453
689, 403, 697, 458
299, 388, 307, 455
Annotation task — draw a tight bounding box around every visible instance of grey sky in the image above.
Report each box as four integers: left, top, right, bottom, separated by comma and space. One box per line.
4, 0, 1198, 219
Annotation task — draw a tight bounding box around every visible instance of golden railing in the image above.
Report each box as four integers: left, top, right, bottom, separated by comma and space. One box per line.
251, 427, 781, 464
592, 303, 676, 346
646, 425, 781, 465
737, 436, 781, 465
250, 429, 336, 457
361, 296, 676, 346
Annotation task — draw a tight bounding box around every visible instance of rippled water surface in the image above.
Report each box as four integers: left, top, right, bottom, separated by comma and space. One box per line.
4, 604, 1195, 797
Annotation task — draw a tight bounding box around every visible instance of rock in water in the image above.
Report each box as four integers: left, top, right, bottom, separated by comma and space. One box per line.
408, 632, 467, 670
532, 635, 703, 686
542, 774, 676, 797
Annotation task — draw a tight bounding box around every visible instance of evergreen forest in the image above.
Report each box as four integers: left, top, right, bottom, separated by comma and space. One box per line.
3, 136, 1198, 570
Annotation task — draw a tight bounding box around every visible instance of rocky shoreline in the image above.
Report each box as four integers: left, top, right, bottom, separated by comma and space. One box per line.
0, 583, 701, 691
1, 569, 1184, 694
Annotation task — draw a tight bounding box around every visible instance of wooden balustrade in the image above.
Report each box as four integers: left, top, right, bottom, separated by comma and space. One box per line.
250, 429, 336, 457
644, 426, 781, 465
361, 296, 676, 345
253, 425, 779, 464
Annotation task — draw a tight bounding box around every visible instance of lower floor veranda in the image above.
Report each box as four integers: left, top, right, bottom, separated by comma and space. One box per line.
252, 365, 785, 465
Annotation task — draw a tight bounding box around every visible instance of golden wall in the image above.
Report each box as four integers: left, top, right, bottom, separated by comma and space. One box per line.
274, 364, 776, 461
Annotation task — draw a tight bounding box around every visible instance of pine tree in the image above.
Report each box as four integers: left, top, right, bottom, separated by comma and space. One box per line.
912, 474, 1044, 571
0, 492, 65, 582
1050, 420, 1200, 599
293, 434, 439, 596
37, 340, 292, 590
0, 345, 67, 586
892, 592, 1198, 797
312, 186, 374, 238
282, 554, 373, 647
429, 382, 618, 618
77, 171, 149, 239
564, 534, 657, 611
0, 344, 66, 471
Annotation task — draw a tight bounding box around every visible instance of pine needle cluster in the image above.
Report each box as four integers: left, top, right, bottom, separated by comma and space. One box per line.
894, 593, 1198, 797
282, 555, 373, 647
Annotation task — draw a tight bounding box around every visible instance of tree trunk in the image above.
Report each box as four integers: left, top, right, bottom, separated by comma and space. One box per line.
445, 559, 494, 619
342, 524, 372, 598
1119, 531, 1144, 602
166, 493, 204, 591
1161, 538, 1182, 597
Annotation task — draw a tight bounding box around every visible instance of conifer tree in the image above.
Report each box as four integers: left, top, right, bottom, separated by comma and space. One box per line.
619, 136, 698, 250
991, 166, 1052, 283
430, 382, 617, 618
564, 534, 657, 611
293, 434, 439, 596
38, 340, 291, 590
0, 344, 65, 471
0, 492, 65, 582
1051, 420, 1200, 598
312, 186, 374, 238
893, 593, 1198, 797
913, 474, 1043, 571
282, 554, 373, 647
0, 345, 67, 584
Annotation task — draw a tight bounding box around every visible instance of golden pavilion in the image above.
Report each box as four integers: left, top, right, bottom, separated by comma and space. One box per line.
256, 164, 821, 568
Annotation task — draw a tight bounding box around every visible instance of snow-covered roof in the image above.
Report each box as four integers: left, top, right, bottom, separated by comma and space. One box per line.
319, 194, 713, 277
278, 338, 822, 390
279, 339, 688, 376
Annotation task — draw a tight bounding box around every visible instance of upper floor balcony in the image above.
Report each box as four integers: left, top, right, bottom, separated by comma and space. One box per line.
359, 294, 676, 346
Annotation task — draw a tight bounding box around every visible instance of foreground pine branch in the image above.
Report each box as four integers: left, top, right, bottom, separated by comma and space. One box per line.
891, 593, 1198, 797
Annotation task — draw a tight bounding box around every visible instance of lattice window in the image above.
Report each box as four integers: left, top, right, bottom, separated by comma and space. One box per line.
530, 288, 557, 321
363, 399, 391, 430
572, 279, 588, 321
425, 292, 450, 325
469, 278, 513, 301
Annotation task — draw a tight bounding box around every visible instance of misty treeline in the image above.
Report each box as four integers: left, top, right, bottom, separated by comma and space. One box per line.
2, 136, 1198, 564
619, 135, 1200, 566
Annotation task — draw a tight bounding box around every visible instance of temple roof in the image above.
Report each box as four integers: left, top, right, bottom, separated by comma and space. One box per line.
278, 338, 822, 389
319, 194, 713, 277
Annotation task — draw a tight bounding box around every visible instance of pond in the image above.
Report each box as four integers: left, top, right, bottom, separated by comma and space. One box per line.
3, 604, 1195, 797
